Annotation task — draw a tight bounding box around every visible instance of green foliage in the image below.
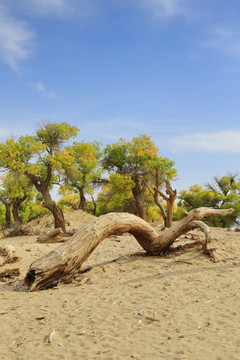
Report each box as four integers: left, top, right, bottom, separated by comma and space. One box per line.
178, 174, 240, 228
19, 198, 50, 222
0, 122, 79, 230
102, 134, 176, 219
0, 203, 6, 228
57, 189, 79, 210
1, 171, 31, 200
178, 185, 221, 210
63, 141, 102, 191
102, 134, 175, 178
0, 122, 79, 178
97, 174, 135, 215
97, 173, 161, 221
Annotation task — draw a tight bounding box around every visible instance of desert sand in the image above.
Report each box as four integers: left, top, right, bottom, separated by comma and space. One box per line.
0, 210, 240, 360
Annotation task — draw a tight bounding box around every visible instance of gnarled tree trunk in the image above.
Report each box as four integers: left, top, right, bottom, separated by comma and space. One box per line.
12, 196, 27, 222
24, 207, 234, 291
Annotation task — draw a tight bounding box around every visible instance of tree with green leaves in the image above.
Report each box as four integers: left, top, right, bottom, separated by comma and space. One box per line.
61, 141, 102, 211
0, 188, 11, 228
0, 122, 79, 231
178, 173, 240, 227
102, 134, 176, 220
0, 171, 32, 227
97, 173, 135, 215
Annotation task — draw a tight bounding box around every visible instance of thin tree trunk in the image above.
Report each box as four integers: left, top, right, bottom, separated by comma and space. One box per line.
78, 187, 87, 211
5, 203, 11, 228
24, 207, 234, 291
165, 180, 177, 227
132, 175, 146, 220
90, 194, 97, 215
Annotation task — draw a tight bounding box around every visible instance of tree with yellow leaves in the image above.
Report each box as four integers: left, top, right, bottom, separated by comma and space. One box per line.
102, 134, 176, 221
0, 122, 79, 232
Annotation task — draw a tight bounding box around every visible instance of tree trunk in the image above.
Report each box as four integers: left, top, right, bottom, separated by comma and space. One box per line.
12, 202, 19, 222
5, 203, 11, 228
90, 194, 97, 215
132, 175, 146, 220
12, 196, 27, 222
26, 170, 66, 232
41, 189, 66, 232
52, 203, 66, 233
152, 175, 177, 228
24, 207, 234, 291
78, 187, 87, 211
165, 180, 177, 228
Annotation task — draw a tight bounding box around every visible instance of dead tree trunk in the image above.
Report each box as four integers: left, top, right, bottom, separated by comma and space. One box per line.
24, 207, 234, 291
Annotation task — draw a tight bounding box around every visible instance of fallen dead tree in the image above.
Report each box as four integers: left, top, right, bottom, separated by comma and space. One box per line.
24, 207, 234, 291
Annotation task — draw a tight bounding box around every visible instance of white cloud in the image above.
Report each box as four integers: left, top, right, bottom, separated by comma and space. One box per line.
31, 81, 57, 98
168, 131, 240, 153
0, 3, 34, 70
139, 0, 194, 22
203, 26, 240, 61
0, 0, 94, 69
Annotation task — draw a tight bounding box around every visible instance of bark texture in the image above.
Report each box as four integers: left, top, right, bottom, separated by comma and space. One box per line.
24, 207, 234, 291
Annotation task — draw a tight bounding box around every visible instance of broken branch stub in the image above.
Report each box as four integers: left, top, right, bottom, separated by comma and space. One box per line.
24, 207, 234, 291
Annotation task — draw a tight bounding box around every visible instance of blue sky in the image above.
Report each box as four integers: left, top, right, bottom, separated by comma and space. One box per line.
1, 0, 240, 193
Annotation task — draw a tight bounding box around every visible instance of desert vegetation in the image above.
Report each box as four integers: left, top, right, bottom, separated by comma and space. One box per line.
0, 122, 239, 232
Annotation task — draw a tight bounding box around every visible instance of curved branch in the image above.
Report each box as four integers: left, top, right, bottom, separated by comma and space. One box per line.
24, 207, 234, 291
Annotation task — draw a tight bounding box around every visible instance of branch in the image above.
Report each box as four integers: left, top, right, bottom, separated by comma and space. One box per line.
24, 207, 235, 291
181, 200, 189, 216
153, 186, 168, 201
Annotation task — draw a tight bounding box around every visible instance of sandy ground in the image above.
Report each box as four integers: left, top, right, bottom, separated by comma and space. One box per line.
0, 211, 240, 360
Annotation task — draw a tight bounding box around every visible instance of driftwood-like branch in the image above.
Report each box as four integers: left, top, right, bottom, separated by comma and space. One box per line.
37, 228, 64, 243
24, 207, 234, 291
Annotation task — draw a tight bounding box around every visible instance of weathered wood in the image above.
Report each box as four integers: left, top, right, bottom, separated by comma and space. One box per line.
37, 228, 63, 243
24, 207, 234, 291
0, 244, 16, 266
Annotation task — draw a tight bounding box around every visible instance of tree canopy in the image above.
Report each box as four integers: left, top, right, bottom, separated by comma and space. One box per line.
0, 122, 79, 231
179, 174, 240, 228
102, 134, 176, 220
61, 141, 102, 211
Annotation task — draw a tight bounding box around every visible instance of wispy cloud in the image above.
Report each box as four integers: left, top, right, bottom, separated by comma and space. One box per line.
168, 131, 240, 153
203, 26, 240, 61
10, 0, 93, 19
0, 3, 34, 70
0, 0, 94, 70
139, 0, 195, 22
31, 81, 57, 98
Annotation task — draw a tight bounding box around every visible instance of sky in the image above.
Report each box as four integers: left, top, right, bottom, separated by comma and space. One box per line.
1, 0, 240, 193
